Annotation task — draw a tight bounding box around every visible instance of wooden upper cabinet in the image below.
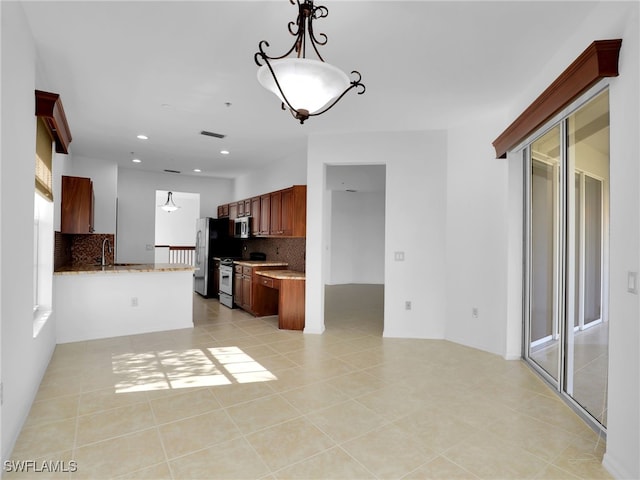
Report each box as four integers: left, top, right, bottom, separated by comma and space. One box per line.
61, 175, 94, 234
281, 188, 294, 236
280, 186, 306, 237
270, 190, 282, 235
244, 199, 252, 216
217, 185, 306, 237
217, 204, 229, 218
251, 196, 261, 235
228, 202, 238, 220
259, 194, 271, 235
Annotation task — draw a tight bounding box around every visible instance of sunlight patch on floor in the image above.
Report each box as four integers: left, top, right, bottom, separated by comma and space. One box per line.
112, 346, 277, 393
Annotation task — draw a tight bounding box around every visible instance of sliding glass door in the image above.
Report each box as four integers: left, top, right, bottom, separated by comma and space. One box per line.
528, 126, 561, 383
525, 89, 609, 429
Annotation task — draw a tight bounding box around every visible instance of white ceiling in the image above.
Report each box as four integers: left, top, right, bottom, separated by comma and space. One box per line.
21, 1, 601, 179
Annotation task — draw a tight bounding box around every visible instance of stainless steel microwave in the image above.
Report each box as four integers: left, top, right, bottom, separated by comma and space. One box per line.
234, 216, 251, 238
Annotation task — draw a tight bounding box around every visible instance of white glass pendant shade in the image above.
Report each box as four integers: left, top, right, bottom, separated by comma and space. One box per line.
257, 58, 350, 114
161, 192, 179, 212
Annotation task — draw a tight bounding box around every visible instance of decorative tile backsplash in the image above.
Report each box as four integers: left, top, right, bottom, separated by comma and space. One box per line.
241, 237, 306, 272
54, 232, 115, 269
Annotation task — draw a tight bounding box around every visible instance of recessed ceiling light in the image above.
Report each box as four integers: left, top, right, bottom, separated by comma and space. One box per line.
136, 134, 148, 140
132, 158, 142, 163
193, 168, 202, 173
220, 150, 230, 155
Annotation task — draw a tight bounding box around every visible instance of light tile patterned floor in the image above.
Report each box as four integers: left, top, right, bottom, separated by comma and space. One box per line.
6, 285, 611, 479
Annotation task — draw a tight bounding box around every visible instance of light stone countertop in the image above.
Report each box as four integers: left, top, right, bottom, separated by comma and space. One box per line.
54, 263, 196, 275
234, 260, 289, 267
255, 269, 305, 281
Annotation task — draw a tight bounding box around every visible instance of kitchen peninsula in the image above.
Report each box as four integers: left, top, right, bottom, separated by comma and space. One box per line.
256, 269, 305, 330
54, 263, 195, 343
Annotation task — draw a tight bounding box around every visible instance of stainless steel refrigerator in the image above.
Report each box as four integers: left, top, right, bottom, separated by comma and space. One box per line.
194, 218, 241, 297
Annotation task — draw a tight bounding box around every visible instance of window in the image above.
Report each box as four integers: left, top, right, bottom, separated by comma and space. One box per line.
33, 118, 54, 336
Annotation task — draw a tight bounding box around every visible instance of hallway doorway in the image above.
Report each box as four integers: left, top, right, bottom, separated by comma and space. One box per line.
324, 165, 386, 335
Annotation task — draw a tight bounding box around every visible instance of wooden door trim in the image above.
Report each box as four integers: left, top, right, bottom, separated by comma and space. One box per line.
492, 39, 621, 159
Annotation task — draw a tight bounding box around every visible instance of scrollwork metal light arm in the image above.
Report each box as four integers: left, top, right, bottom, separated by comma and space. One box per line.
254, 0, 365, 124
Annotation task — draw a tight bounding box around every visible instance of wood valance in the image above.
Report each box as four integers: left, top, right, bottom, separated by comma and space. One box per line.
35, 90, 72, 154
492, 39, 622, 159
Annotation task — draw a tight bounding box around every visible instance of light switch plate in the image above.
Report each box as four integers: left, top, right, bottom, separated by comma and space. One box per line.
394, 251, 405, 261
628, 271, 638, 294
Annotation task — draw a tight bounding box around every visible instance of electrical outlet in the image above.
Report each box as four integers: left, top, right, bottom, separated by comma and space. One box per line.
405, 301, 412, 310
131, 297, 139, 307
472, 307, 479, 318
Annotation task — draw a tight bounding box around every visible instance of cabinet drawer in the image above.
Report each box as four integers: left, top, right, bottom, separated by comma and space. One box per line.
257, 275, 280, 289
234, 264, 243, 274
243, 266, 252, 276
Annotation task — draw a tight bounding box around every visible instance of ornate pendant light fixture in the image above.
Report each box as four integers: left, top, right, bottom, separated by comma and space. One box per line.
254, 0, 365, 124
160, 191, 179, 212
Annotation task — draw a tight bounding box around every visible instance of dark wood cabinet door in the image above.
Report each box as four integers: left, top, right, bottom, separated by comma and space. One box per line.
233, 272, 243, 305
280, 188, 294, 236
242, 275, 252, 310
251, 196, 261, 235
61, 175, 94, 234
229, 202, 238, 220
218, 204, 229, 218
270, 190, 282, 235
260, 194, 271, 234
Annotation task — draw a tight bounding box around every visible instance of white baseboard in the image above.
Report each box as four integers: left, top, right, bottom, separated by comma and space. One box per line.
503, 353, 522, 361
602, 452, 637, 480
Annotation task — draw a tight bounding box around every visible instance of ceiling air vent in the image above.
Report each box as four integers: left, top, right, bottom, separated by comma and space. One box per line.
200, 130, 226, 139
164, 169, 181, 174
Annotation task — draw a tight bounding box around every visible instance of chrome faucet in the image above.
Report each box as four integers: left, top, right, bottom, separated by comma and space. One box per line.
101, 238, 112, 266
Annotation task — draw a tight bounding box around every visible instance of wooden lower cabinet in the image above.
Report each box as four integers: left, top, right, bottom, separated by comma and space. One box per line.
256, 273, 305, 330
233, 264, 282, 315
233, 265, 254, 311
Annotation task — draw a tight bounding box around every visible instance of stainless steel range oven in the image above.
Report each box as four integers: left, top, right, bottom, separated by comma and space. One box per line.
219, 259, 234, 308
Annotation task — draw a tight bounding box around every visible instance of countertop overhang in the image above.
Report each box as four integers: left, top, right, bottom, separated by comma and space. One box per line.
255, 269, 305, 280
54, 263, 196, 275
233, 260, 289, 267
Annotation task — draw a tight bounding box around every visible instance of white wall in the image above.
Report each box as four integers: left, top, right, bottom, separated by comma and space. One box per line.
602, 5, 640, 479
328, 190, 385, 285
444, 112, 511, 356
0, 1, 58, 461
306, 130, 447, 338
234, 149, 307, 200
117, 168, 233, 263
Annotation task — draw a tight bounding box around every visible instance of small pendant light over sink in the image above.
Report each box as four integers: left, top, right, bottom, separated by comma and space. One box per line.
254, 0, 365, 124
160, 192, 179, 212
